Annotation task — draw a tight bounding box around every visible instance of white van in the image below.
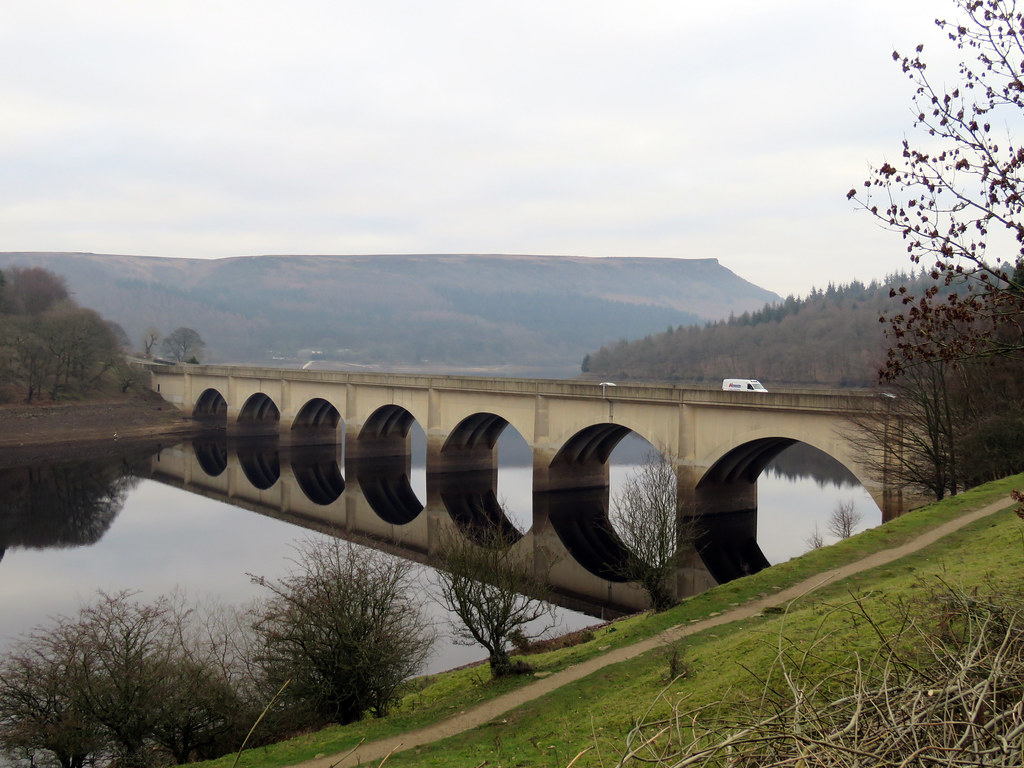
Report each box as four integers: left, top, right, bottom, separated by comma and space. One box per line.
722, 378, 768, 392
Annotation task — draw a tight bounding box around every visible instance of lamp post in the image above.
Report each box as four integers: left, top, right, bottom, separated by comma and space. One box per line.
600, 381, 617, 398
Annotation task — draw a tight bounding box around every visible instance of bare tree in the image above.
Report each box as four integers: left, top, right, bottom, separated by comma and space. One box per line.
0, 627, 103, 768
433, 525, 556, 678
1, 267, 68, 316
0, 591, 246, 768
249, 537, 433, 725
39, 309, 119, 399
845, 360, 1004, 501
141, 327, 160, 359
609, 450, 699, 611
851, 0, 1024, 377
827, 500, 862, 540
8, 321, 53, 403
805, 524, 825, 551
160, 327, 204, 363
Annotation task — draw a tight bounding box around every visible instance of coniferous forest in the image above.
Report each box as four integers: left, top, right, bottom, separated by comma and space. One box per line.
583, 274, 933, 389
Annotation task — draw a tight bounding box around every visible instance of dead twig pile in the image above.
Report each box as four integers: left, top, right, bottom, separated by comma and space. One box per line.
616, 586, 1024, 767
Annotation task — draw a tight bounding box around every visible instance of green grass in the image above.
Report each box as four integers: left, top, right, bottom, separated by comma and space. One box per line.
193, 474, 1024, 768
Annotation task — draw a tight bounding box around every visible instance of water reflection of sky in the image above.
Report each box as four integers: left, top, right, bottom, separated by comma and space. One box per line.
1, 435, 881, 673
0, 479, 594, 674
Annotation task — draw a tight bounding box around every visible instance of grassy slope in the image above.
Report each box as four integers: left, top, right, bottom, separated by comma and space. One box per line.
195, 475, 1024, 768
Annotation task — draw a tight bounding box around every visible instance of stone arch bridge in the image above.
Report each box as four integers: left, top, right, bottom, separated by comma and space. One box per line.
143, 363, 902, 610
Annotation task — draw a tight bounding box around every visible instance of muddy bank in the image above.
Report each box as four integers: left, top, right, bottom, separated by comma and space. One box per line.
0, 391, 205, 467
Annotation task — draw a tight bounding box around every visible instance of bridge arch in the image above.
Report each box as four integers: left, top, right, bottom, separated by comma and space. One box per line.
237, 393, 280, 434
348, 405, 424, 525
291, 397, 341, 436
690, 433, 878, 583
697, 422, 873, 497
438, 413, 526, 544
194, 388, 227, 423
549, 423, 633, 489
537, 423, 646, 582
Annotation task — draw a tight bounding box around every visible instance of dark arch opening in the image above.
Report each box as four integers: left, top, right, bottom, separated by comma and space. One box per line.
437, 413, 529, 542
539, 423, 635, 580
237, 440, 280, 490
237, 393, 280, 436
194, 388, 227, 424
693, 437, 798, 583
288, 444, 344, 505
349, 405, 424, 525
193, 436, 228, 477
552, 423, 632, 470
291, 398, 341, 444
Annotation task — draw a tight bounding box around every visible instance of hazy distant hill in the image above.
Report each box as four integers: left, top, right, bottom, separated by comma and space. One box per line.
0, 253, 778, 376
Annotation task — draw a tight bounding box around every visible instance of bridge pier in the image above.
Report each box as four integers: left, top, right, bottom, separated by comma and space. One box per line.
531, 447, 611, 494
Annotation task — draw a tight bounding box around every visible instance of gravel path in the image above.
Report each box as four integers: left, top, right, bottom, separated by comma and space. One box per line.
295, 495, 1014, 768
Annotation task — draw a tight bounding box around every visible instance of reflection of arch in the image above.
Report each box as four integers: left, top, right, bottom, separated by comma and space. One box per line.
291, 398, 341, 439
289, 445, 344, 505
193, 437, 228, 477
237, 442, 280, 490
693, 437, 797, 582
437, 414, 527, 541
238, 394, 280, 427
438, 471, 521, 545
353, 456, 423, 525
536, 489, 629, 581
194, 388, 227, 422
540, 423, 635, 580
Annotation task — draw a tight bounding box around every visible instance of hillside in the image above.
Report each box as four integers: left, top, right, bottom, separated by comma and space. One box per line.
0, 253, 778, 377
188, 477, 1023, 768
583, 277, 930, 388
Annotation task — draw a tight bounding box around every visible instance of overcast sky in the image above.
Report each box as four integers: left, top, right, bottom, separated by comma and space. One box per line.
1, 0, 957, 297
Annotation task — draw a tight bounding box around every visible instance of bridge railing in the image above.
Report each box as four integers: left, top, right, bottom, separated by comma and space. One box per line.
139, 362, 883, 411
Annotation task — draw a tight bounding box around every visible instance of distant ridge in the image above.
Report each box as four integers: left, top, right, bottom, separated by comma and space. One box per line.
0, 252, 778, 376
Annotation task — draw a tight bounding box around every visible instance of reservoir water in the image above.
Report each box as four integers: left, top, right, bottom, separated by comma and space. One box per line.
0, 433, 880, 674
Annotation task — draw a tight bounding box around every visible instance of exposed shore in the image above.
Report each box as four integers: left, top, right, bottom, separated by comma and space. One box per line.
0, 390, 203, 466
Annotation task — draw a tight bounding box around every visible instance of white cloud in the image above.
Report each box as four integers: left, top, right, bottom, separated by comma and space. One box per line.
0, 0, 959, 295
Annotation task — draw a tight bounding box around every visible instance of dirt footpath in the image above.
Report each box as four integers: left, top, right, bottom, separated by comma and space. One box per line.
0, 392, 201, 465
296, 495, 1015, 768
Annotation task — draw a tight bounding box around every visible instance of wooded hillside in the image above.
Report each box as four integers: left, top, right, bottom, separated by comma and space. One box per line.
583, 276, 930, 388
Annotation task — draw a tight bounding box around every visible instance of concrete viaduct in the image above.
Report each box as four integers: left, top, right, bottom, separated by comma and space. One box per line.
143, 363, 901, 608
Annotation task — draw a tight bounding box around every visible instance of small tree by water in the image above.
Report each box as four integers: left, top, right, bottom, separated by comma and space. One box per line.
433, 526, 556, 678
249, 537, 434, 725
610, 450, 698, 611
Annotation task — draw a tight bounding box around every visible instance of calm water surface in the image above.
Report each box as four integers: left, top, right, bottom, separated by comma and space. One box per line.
0, 434, 880, 673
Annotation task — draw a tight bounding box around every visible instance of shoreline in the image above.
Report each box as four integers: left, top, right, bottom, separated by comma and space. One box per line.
0, 394, 204, 467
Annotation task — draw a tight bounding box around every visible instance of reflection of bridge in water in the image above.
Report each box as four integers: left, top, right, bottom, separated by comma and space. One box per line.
143, 364, 907, 614
147, 436, 714, 617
